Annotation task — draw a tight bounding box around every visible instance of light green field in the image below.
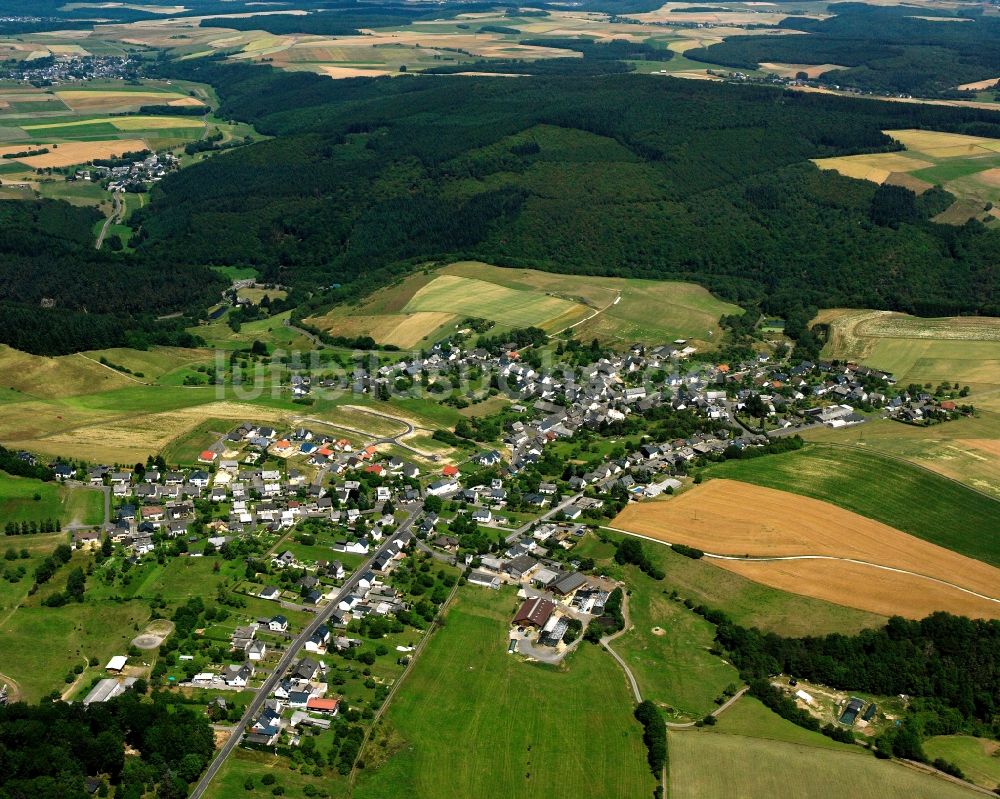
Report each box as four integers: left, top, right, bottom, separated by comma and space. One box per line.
85, 346, 212, 382
669, 731, 981, 799
712, 695, 858, 752
580, 532, 886, 636
924, 736, 1000, 790
615, 565, 740, 721
204, 749, 350, 799
0, 600, 150, 702
703, 444, 1000, 567
354, 586, 657, 799
0, 473, 103, 527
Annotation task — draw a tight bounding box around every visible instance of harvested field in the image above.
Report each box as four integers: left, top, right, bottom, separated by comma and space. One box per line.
958, 77, 1000, 90
111, 115, 204, 130
612, 479, 1000, 617
15, 139, 148, 168
54, 89, 199, 111
759, 62, 846, 78
312, 311, 456, 348
715, 558, 1000, 620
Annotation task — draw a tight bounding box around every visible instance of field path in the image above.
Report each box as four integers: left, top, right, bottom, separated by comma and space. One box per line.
94, 190, 123, 250
551, 289, 621, 336
76, 352, 150, 385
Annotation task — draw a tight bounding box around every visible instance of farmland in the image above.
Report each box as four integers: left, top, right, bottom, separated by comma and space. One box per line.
701, 445, 1000, 567
813, 129, 1000, 224
669, 730, 981, 799
308, 260, 739, 348
612, 479, 1000, 619
353, 586, 656, 799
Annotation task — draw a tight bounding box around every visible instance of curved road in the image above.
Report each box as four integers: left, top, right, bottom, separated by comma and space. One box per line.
188, 513, 417, 799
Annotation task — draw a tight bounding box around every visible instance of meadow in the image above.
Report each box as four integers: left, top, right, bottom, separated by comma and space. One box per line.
353, 586, 657, 799
923, 736, 1000, 790
669, 731, 981, 799
309, 259, 739, 348
702, 444, 1000, 567
812, 128, 1000, 224
0, 472, 103, 527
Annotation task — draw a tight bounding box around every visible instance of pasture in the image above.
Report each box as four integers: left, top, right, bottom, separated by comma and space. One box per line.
701, 445, 1000, 567
812, 128, 1000, 223
669, 731, 981, 799
0, 473, 103, 527
613, 479, 1000, 619
923, 736, 1000, 790
353, 586, 656, 799
712, 695, 859, 752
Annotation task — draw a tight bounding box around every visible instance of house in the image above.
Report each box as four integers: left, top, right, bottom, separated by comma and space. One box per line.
426, 480, 458, 497
269, 615, 289, 633
471, 508, 492, 524
306, 697, 340, 715
259, 586, 280, 601
442, 465, 460, 478
512, 596, 556, 629
223, 663, 254, 687
247, 640, 267, 661
468, 570, 501, 590
198, 450, 218, 464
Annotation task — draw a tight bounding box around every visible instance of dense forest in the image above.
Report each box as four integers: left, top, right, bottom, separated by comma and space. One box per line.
0, 693, 214, 799
688, 3, 1000, 97
0, 201, 221, 354
716, 612, 1000, 744
130, 58, 1000, 354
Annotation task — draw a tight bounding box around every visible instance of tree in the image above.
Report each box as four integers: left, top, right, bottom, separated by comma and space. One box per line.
65, 566, 86, 601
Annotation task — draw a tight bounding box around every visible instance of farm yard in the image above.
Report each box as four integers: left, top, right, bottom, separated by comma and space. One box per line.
669, 731, 982, 799
812, 129, 1000, 224
308, 260, 739, 348
612, 479, 1000, 619
353, 586, 656, 799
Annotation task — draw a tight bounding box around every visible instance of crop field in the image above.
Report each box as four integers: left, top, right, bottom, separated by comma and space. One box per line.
702, 445, 1000, 567
613, 479, 1000, 619
354, 586, 656, 799
923, 736, 1000, 790
815, 308, 1000, 411
581, 531, 886, 635
309, 260, 739, 348
813, 129, 1000, 222
669, 731, 981, 799
12, 138, 149, 167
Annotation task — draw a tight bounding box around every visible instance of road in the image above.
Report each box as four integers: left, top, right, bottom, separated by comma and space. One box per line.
188, 512, 418, 799
94, 190, 123, 250
295, 413, 426, 457
504, 492, 583, 544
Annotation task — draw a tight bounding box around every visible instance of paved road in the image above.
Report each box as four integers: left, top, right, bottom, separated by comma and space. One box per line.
188, 512, 417, 799
504, 492, 584, 544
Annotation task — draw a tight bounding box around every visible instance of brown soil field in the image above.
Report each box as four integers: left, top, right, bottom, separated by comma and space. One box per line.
16, 139, 148, 168
885, 171, 934, 194
715, 558, 1000, 620
612, 479, 1000, 600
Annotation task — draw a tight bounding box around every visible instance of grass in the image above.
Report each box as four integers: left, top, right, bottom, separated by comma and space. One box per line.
0, 599, 150, 702
923, 736, 1000, 790
205, 749, 350, 799
353, 586, 657, 799
669, 731, 981, 799
0, 473, 103, 526
614, 564, 740, 721
712, 695, 859, 752
703, 444, 1000, 567
211, 265, 259, 282
581, 532, 886, 636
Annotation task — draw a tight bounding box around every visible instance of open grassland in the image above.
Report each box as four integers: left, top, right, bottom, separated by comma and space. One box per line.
815, 308, 1000, 411
613, 479, 1000, 619
309, 260, 739, 348
615, 565, 740, 721
0, 345, 134, 397
712, 695, 860, 752
580, 532, 886, 636
802, 414, 1000, 499
923, 736, 1000, 790
701, 445, 1000, 567
0, 600, 150, 702
669, 730, 981, 799
813, 129, 1000, 222
0, 473, 103, 527
204, 750, 350, 799
354, 586, 656, 799
83, 346, 213, 382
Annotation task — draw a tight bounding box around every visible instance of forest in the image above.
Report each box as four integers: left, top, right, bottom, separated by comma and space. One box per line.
0, 693, 214, 799
130, 58, 1000, 353
687, 3, 1000, 97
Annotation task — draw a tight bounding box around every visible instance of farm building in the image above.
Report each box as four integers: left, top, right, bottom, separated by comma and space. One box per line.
513, 596, 555, 630
840, 697, 865, 725
105, 655, 128, 673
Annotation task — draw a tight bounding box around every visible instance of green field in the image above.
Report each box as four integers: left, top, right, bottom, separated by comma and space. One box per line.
614, 565, 740, 721
205, 749, 350, 799
669, 730, 981, 799
580, 532, 885, 636
924, 736, 1000, 790
703, 444, 1000, 567
354, 586, 657, 799
712, 695, 859, 752
0, 472, 103, 527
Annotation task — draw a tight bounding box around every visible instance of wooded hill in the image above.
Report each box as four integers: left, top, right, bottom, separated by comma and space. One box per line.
132, 59, 1000, 348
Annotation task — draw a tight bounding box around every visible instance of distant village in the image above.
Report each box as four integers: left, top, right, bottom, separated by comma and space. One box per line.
0, 53, 139, 85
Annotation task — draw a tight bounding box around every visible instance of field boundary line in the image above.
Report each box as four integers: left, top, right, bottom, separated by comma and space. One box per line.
75, 352, 151, 385
551, 289, 621, 337
600, 526, 1000, 606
